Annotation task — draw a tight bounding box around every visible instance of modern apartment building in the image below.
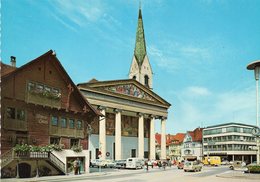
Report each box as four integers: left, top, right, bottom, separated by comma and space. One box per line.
203, 123, 257, 163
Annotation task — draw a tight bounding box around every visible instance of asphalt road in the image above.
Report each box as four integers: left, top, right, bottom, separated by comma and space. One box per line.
4, 165, 256, 182
64, 165, 240, 182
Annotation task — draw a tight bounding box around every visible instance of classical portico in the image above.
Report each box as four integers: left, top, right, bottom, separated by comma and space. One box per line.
78, 79, 170, 160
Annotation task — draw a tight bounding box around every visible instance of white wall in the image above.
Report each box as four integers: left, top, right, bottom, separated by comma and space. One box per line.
89, 134, 149, 160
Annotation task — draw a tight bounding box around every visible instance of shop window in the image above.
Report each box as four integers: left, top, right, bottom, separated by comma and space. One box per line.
77, 120, 82, 129
69, 119, 75, 128
17, 109, 25, 120
50, 137, 60, 145
6, 107, 15, 119
51, 116, 58, 126
61, 118, 67, 128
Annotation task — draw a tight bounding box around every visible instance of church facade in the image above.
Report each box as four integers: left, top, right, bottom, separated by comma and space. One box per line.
78, 8, 171, 161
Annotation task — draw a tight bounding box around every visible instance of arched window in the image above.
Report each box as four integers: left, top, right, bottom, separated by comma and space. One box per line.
133, 76, 136, 80
144, 75, 149, 87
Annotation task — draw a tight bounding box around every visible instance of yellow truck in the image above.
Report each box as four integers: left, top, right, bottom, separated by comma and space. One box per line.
203, 156, 221, 166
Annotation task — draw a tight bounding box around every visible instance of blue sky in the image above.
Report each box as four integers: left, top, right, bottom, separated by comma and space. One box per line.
2, 0, 260, 134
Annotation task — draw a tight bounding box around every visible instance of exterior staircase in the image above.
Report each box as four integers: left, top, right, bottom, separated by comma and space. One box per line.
1, 149, 66, 175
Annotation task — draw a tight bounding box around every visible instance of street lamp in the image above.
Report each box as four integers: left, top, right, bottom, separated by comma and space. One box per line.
247, 60, 260, 165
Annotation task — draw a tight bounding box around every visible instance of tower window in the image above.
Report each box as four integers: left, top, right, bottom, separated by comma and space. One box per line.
133, 76, 136, 80
144, 75, 149, 87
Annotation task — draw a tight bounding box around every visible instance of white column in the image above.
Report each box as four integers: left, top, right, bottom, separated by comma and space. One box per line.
161, 118, 166, 159
115, 109, 122, 160
99, 108, 106, 160
255, 70, 260, 165
138, 113, 144, 159
149, 117, 156, 160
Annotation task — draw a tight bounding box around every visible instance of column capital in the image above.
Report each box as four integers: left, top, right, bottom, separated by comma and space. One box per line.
114, 108, 122, 113
162, 116, 167, 120
98, 105, 106, 111
137, 112, 144, 117
148, 114, 156, 119
158, 116, 167, 120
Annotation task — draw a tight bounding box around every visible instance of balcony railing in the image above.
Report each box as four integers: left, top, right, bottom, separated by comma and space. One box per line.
49, 126, 84, 138
3, 119, 27, 131
1, 149, 65, 174
204, 148, 255, 151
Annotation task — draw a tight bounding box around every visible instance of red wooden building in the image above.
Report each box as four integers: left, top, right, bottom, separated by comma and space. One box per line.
1, 50, 100, 178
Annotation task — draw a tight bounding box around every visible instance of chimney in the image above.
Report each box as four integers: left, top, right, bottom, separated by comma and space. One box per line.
10, 56, 16, 67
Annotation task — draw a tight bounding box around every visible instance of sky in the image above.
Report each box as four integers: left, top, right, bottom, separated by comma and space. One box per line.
2, 0, 260, 134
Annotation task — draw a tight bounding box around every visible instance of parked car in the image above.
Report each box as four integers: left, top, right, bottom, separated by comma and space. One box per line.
203, 156, 221, 166
221, 160, 230, 165
115, 160, 127, 169
245, 162, 259, 173
104, 159, 116, 168
90, 159, 106, 168
184, 161, 202, 172
126, 158, 143, 169
177, 161, 185, 169
229, 161, 243, 170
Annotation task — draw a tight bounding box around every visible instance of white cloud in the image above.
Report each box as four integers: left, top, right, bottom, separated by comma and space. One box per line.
148, 41, 212, 74
187, 86, 211, 96
51, 13, 78, 32
171, 86, 256, 133
49, 0, 105, 27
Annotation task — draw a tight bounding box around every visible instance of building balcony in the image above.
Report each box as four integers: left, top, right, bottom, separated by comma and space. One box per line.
204, 148, 256, 151
49, 126, 84, 138
3, 119, 27, 131
26, 91, 61, 109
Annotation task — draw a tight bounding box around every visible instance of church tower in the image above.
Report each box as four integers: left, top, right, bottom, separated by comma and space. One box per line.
129, 7, 153, 89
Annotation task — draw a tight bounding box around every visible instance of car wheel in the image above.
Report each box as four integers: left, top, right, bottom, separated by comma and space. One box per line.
184, 170, 187, 172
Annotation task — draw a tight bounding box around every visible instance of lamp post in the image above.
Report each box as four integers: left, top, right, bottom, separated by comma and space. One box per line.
247, 60, 260, 165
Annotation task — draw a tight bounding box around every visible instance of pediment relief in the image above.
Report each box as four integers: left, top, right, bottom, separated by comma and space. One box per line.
102, 84, 155, 102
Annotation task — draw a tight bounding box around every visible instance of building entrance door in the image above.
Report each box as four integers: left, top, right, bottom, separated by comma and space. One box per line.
131, 149, 136, 157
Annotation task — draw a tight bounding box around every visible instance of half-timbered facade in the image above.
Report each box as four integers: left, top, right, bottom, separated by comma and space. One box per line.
1, 50, 100, 178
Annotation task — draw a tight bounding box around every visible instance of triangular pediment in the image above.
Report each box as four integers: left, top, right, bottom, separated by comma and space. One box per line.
78, 79, 170, 107
103, 83, 155, 101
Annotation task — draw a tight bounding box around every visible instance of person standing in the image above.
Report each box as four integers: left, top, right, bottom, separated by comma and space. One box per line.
77, 158, 82, 174
73, 159, 79, 175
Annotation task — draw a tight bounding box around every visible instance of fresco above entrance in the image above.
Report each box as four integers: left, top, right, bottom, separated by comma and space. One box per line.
104, 84, 155, 101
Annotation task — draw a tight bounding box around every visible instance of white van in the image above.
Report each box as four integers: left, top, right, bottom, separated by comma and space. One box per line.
126, 158, 143, 169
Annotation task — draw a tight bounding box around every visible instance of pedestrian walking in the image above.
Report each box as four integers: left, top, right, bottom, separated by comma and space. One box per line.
158, 160, 161, 169
145, 161, 149, 172
162, 161, 166, 171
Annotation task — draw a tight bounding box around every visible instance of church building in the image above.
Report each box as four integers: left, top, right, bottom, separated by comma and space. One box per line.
77, 7, 171, 161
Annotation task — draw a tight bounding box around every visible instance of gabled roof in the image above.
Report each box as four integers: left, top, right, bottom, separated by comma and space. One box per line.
1, 50, 101, 117
78, 79, 171, 108
1, 62, 16, 77
134, 7, 147, 66
172, 133, 185, 143
186, 127, 203, 142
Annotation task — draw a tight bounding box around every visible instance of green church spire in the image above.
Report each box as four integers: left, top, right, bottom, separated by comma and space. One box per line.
134, 7, 147, 66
